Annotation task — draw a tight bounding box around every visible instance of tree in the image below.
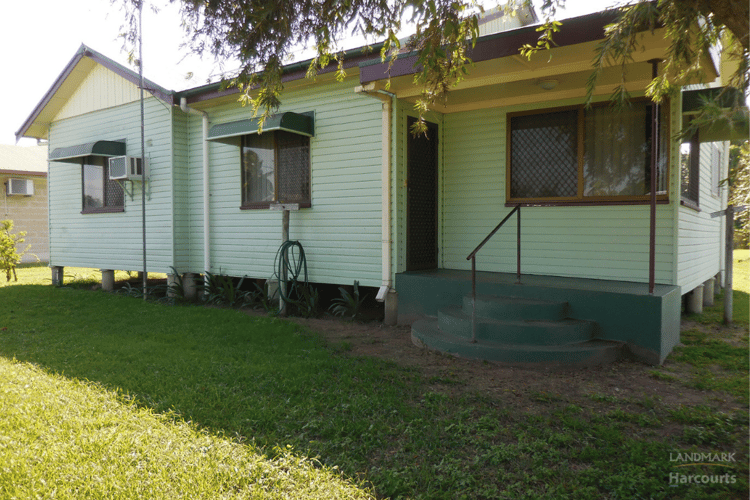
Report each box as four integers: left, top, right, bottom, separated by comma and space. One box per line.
728, 141, 750, 248
116, 0, 748, 134
0, 220, 31, 282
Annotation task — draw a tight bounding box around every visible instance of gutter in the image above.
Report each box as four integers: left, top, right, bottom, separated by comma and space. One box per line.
179, 98, 211, 276
354, 83, 395, 303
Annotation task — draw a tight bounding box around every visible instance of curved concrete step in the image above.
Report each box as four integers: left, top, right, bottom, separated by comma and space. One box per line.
462, 294, 568, 321
438, 306, 595, 345
412, 318, 623, 367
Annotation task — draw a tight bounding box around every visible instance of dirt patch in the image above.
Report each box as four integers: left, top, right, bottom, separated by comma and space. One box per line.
681, 319, 749, 347
286, 315, 745, 412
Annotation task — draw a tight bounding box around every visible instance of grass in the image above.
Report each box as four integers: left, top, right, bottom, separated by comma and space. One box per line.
672, 250, 749, 401
0, 260, 748, 499
733, 249, 749, 295
0, 359, 372, 499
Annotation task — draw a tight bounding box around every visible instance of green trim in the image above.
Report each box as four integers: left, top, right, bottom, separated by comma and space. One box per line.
49, 140, 126, 163
207, 112, 314, 144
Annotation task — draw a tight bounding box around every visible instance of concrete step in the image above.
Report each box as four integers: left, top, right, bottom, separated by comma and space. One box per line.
438, 306, 595, 345
462, 294, 568, 321
412, 318, 623, 367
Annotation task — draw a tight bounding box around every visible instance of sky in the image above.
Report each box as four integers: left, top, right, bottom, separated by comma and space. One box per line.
1, 0, 610, 147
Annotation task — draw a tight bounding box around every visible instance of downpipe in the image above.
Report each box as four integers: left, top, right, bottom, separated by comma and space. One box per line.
179, 98, 210, 281
354, 83, 395, 311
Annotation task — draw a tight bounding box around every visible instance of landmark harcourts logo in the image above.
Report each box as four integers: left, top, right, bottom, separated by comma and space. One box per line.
669, 451, 738, 487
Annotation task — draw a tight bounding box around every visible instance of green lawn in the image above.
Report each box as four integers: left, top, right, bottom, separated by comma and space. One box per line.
731, 249, 749, 323
0, 260, 747, 499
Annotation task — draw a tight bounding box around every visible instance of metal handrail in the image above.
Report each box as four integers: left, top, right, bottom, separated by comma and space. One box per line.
465, 204, 522, 343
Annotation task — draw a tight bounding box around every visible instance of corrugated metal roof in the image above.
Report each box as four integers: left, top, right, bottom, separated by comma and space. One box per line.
0, 144, 48, 175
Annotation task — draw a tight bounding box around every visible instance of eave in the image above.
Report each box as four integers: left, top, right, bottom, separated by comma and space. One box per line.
358, 9, 720, 113
0, 169, 47, 177
175, 44, 385, 106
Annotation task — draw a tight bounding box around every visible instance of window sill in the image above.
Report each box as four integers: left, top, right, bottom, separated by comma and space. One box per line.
241, 202, 312, 210
506, 199, 670, 208
680, 199, 701, 212
81, 206, 125, 214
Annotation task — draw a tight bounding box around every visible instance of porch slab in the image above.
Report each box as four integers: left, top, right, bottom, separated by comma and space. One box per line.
396, 270, 681, 365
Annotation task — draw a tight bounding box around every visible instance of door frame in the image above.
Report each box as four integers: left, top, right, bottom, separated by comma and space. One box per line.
405, 116, 439, 271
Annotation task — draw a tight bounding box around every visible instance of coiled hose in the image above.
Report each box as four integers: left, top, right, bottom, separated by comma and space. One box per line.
273, 240, 308, 307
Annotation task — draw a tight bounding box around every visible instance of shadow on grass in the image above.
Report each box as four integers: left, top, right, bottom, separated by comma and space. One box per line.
2, 285, 748, 499
0, 285, 421, 496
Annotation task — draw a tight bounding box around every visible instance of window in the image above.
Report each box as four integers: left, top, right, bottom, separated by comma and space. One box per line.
508, 101, 669, 203
82, 157, 124, 213
241, 131, 310, 208
711, 144, 721, 198
680, 131, 700, 208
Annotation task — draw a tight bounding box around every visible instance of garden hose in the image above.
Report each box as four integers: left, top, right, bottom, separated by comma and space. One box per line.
273, 240, 308, 306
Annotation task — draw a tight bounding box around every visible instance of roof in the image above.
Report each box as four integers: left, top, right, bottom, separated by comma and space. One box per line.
0, 144, 48, 176
175, 43, 387, 105
177, 9, 627, 104
359, 10, 621, 83
16, 44, 174, 141
17, 8, 720, 131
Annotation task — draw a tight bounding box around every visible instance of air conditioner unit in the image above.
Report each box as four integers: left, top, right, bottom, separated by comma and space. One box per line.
109, 156, 147, 181
6, 178, 34, 196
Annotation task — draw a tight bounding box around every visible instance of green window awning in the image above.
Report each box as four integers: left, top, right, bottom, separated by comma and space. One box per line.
207, 112, 314, 145
49, 140, 126, 163
682, 87, 749, 142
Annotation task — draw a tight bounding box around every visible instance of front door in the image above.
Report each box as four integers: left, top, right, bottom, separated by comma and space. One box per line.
406, 117, 439, 271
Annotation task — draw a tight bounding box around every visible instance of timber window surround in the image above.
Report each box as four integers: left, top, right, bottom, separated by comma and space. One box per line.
710, 143, 721, 198
680, 131, 700, 208
81, 157, 124, 213
508, 100, 669, 204
240, 131, 311, 209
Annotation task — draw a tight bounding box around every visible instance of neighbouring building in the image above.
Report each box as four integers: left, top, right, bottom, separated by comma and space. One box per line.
0, 144, 49, 263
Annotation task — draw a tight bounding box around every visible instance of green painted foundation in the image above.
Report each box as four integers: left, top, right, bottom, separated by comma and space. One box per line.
397, 270, 681, 365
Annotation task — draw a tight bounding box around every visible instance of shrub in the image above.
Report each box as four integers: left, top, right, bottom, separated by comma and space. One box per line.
0, 220, 31, 282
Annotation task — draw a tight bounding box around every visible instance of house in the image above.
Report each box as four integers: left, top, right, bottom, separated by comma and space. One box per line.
0, 144, 49, 263
16, 8, 743, 365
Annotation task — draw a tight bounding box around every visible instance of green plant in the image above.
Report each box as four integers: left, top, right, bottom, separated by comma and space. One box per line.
290, 284, 320, 319
328, 281, 367, 320
117, 282, 144, 298
165, 267, 187, 300
62, 270, 103, 289
203, 271, 252, 307
0, 220, 32, 282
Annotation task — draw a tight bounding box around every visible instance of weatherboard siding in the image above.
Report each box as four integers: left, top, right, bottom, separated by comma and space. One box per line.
183, 80, 384, 286
676, 141, 726, 292
440, 104, 676, 284
172, 109, 191, 272
48, 98, 176, 273
56, 64, 142, 122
